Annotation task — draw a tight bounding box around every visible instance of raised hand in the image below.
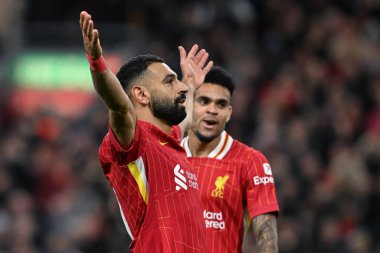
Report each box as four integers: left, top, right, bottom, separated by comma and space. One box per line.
178, 44, 213, 90
79, 11, 102, 60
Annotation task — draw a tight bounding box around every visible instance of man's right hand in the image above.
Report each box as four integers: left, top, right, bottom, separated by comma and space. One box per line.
79, 11, 102, 60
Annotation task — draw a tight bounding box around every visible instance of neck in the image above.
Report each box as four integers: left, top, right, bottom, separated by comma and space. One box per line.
135, 108, 172, 134
188, 130, 222, 157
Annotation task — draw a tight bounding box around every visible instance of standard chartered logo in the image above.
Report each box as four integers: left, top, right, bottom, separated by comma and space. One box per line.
174, 164, 199, 191
204, 210, 225, 229
174, 165, 188, 191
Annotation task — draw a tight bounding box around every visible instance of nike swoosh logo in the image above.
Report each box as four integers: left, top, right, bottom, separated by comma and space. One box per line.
159, 141, 168, 146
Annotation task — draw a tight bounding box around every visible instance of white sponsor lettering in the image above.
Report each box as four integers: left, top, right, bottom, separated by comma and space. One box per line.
253, 176, 274, 185
189, 180, 199, 189
186, 171, 197, 181
186, 171, 198, 189
203, 210, 225, 229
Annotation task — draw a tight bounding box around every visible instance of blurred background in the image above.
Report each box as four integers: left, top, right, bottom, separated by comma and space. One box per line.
0, 0, 380, 252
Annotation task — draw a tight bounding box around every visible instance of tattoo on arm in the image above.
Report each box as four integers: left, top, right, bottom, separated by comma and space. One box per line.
252, 213, 278, 253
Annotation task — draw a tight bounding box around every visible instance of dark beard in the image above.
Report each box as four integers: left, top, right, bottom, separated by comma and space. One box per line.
194, 130, 218, 143
151, 94, 186, 126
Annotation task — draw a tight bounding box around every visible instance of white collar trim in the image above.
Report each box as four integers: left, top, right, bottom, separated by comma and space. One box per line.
181, 131, 233, 160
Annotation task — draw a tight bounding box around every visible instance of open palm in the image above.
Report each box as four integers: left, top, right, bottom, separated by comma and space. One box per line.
178, 45, 213, 90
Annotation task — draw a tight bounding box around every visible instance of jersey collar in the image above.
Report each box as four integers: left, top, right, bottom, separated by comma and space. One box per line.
181, 131, 233, 159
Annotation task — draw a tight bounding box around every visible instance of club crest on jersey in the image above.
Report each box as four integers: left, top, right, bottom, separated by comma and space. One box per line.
211, 175, 229, 198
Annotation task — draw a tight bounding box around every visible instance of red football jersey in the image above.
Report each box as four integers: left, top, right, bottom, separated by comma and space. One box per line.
181, 131, 279, 253
99, 120, 206, 253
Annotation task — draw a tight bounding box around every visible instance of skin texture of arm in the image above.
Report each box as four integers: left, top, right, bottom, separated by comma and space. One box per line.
79, 11, 136, 147
178, 45, 213, 138
252, 213, 279, 253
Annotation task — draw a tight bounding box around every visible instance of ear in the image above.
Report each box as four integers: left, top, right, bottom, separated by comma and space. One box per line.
226, 105, 232, 123
131, 86, 150, 105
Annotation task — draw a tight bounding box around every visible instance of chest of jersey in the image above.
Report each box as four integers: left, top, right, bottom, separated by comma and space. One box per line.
141, 137, 199, 197
101, 123, 206, 252
189, 157, 245, 222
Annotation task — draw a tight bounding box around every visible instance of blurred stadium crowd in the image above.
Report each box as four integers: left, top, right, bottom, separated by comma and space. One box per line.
0, 0, 380, 252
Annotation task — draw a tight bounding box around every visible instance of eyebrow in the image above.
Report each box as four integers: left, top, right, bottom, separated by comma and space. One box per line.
161, 74, 177, 83
198, 96, 229, 104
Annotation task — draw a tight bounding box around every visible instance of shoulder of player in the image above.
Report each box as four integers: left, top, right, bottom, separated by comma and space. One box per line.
230, 139, 268, 161
231, 139, 259, 154
138, 120, 180, 140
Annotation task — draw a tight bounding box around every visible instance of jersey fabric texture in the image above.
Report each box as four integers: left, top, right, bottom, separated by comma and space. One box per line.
181, 130, 279, 253
99, 120, 206, 253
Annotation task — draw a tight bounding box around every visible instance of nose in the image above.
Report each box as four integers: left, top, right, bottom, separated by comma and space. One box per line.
206, 103, 218, 115
177, 80, 189, 94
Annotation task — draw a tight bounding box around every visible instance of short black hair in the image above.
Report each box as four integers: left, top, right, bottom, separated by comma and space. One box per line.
204, 66, 235, 95
116, 54, 164, 92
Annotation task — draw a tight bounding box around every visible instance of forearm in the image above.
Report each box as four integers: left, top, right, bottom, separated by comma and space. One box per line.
92, 69, 136, 146
179, 80, 194, 137
253, 214, 278, 253
80, 11, 130, 113
80, 10, 135, 145
91, 69, 130, 112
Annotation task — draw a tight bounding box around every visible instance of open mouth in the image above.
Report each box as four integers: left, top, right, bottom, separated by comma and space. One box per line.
202, 118, 218, 128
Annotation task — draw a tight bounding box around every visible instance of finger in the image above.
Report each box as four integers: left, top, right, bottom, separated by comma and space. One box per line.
203, 61, 214, 74
198, 52, 209, 68
93, 29, 99, 47
194, 49, 206, 65
87, 20, 94, 40
82, 15, 90, 36
178, 46, 187, 63
187, 44, 199, 59
79, 12, 85, 29
82, 12, 91, 32
80, 10, 89, 18
187, 61, 196, 75
79, 11, 89, 30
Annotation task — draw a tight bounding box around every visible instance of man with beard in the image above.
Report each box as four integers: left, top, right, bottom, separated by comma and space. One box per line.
79, 11, 213, 252
181, 66, 279, 253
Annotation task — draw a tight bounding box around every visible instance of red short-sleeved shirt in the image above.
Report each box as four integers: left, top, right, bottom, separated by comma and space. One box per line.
181, 131, 279, 253
99, 120, 206, 252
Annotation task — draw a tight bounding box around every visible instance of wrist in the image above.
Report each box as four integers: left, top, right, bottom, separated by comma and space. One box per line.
86, 53, 108, 72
